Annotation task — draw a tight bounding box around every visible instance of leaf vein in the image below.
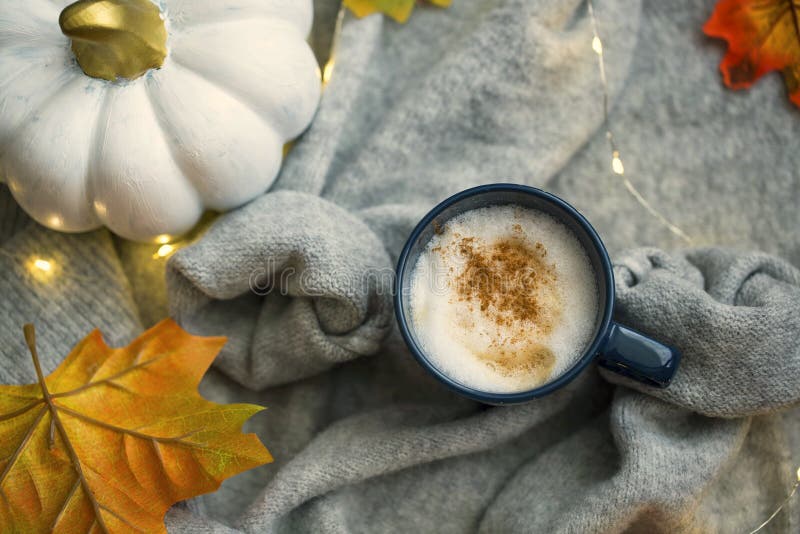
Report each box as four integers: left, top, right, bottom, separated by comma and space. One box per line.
51, 476, 80, 531
57, 405, 204, 446
0, 406, 47, 490
99, 503, 147, 532
50, 352, 171, 400
0, 399, 43, 422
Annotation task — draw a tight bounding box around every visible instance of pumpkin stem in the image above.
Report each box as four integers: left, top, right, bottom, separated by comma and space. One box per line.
59, 0, 168, 82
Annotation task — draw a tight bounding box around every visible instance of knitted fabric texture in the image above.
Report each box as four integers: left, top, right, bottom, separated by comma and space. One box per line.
1, 0, 799, 531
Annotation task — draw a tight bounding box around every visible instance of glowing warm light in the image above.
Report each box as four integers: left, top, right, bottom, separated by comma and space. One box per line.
93, 200, 107, 217
152, 241, 185, 259
28, 257, 56, 281
611, 151, 625, 175
33, 259, 52, 272
592, 36, 603, 55
322, 59, 335, 85
154, 244, 174, 259
155, 234, 171, 245
47, 215, 63, 229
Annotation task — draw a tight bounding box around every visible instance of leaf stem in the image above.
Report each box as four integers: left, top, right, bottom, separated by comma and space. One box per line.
24, 324, 111, 534
23, 324, 48, 389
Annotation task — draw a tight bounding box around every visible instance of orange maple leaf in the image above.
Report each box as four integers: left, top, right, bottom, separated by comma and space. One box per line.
344, 0, 452, 23
704, 0, 800, 107
0, 320, 272, 533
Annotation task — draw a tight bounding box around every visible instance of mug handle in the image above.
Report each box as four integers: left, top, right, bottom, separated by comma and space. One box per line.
597, 322, 681, 388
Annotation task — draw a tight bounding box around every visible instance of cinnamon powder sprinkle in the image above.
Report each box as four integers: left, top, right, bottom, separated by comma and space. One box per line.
437, 226, 563, 377
456, 237, 557, 329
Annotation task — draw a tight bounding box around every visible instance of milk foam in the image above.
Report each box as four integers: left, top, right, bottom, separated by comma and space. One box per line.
409, 205, 599, 393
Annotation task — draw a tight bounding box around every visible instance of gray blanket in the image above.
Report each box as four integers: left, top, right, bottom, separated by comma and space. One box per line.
1, 0, 799, 532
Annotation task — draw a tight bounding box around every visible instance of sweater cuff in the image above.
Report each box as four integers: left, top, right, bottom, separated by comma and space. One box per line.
167, 191, 394, 390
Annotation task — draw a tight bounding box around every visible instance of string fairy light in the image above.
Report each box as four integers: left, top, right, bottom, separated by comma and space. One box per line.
586, 0, 693, 245
0, 249, 55, 282
587, 3, 799, 530
0, 248, 94, 285
747, 466, 800, 534
0, 231, 187, 287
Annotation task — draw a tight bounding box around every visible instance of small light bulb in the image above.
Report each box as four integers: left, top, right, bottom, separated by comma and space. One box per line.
28, 257, 56, 281
592, 36, 603, 55
322, 59, 335, 85
33, 259, 52, 272
611, 151, 625, 175
93, 201, 107, 217
154, 244, 174, 259
155, 234, 171, 245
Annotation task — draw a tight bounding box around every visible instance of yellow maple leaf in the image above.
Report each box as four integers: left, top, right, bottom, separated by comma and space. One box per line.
0, 320, 272, 533
344, 0, 452, 23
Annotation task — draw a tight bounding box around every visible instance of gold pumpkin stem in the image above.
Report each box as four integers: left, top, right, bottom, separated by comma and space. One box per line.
59, 0, 168, 82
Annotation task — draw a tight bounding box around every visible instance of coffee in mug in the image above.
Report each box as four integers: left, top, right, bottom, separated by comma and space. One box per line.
396, 184, 680, 404
409, 205, 599, 393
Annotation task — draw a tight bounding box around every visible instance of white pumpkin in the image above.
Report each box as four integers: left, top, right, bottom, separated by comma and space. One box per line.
0, 0, 320, 242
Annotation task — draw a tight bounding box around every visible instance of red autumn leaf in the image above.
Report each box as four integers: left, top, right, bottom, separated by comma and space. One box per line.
703, 0, 800, 107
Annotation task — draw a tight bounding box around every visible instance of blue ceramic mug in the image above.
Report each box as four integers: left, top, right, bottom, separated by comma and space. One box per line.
394, 184, 680, 405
